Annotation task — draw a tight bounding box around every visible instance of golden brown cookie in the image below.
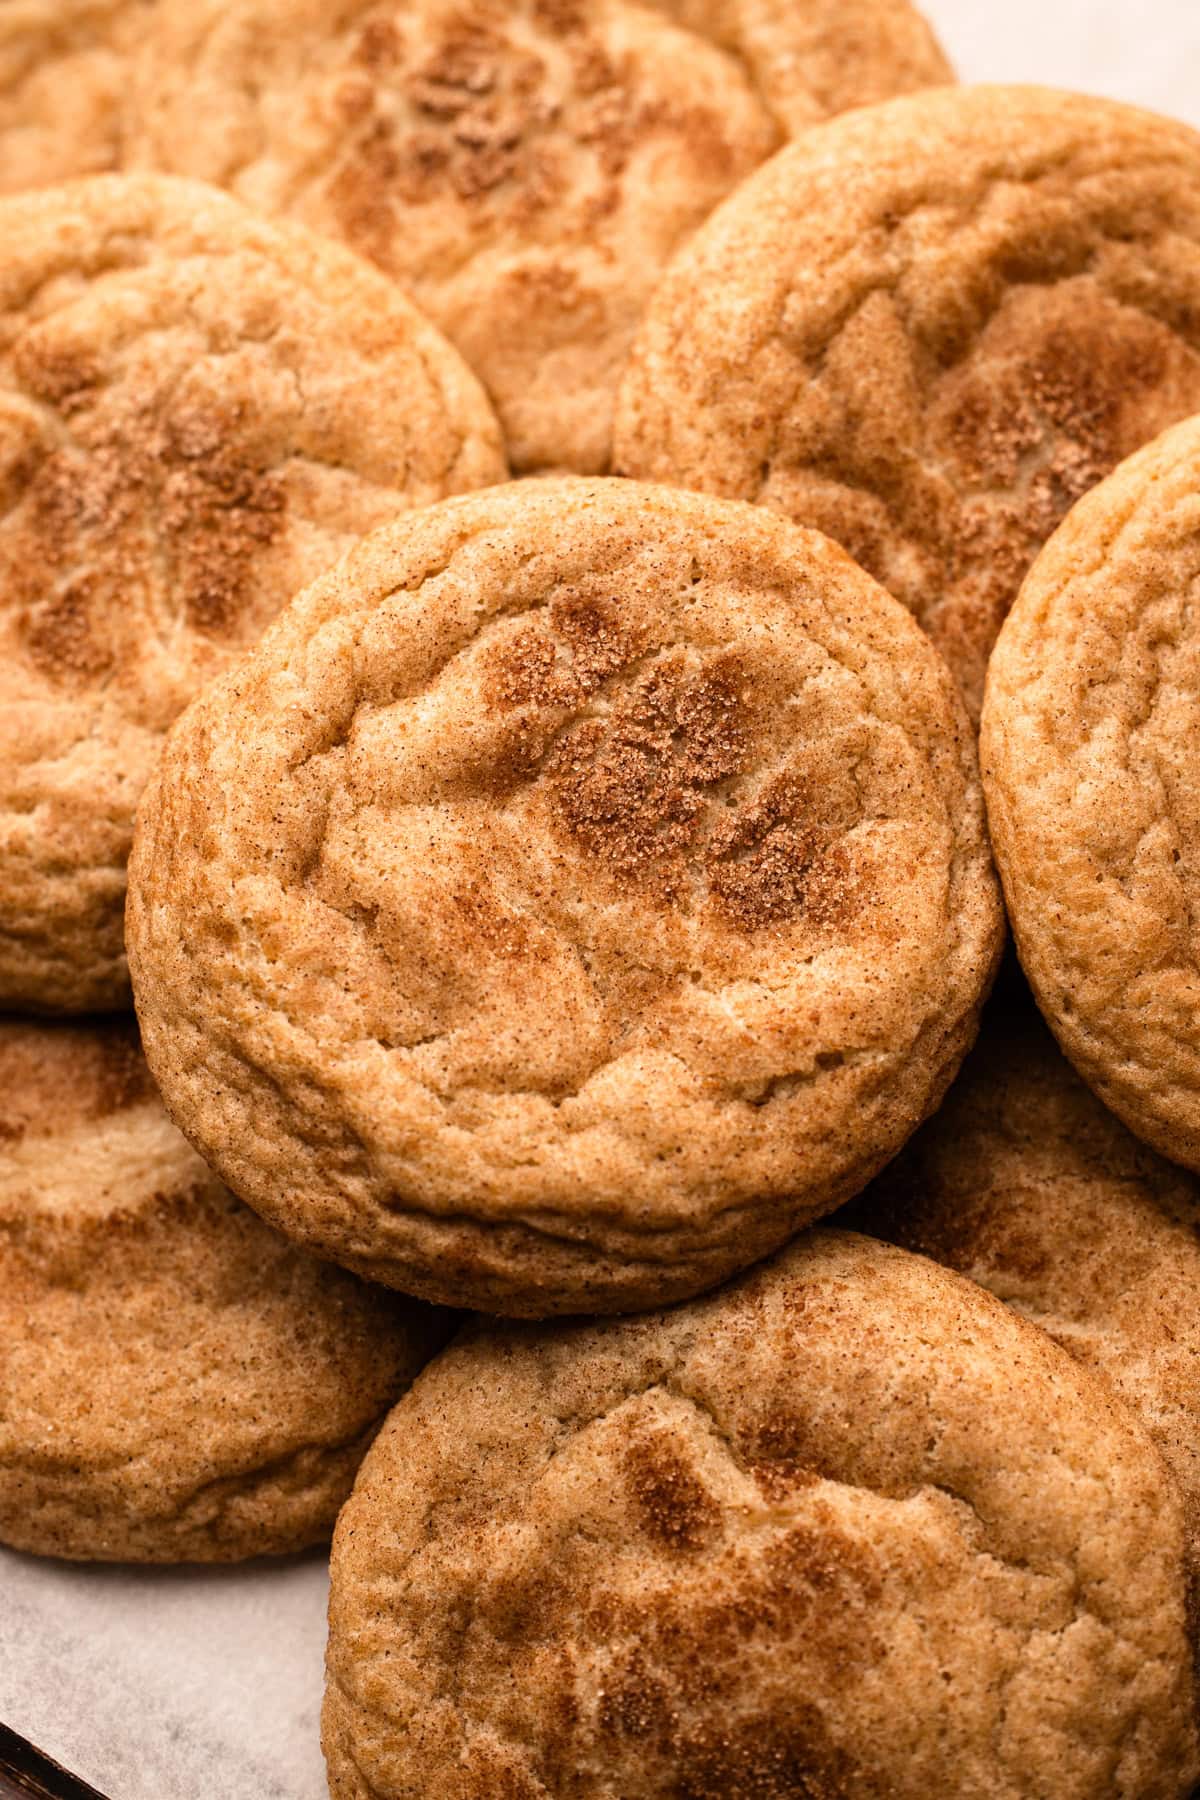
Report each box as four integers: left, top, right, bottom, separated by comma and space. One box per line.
324, 1230, 1200, 1799
614, 85, 1200, 719
126, 478, 1002, 1318
982, 414, 1200, 1170
626, 0, 951, 130
853, 993, 1200, 1593
0, 1017, 451, 1563
0, 173, 505, 1014
128, 0, 951, 475
0, 1, 155, 195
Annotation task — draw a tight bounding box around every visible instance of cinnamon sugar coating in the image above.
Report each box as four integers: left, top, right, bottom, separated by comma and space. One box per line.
0, 173, 504, 1013
982, 412, 1200, 1169
614, 86, 1200, 719
324, 1231, 1200, 1798
854, 993, 1200, 1609
0, 0, 155, 195
127, 479, 1001, 1316
128, 0, 950, 474
0, 1017, 451, 1563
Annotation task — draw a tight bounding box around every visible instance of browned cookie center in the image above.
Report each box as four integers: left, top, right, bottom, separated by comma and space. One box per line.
127, 481, 999, 1314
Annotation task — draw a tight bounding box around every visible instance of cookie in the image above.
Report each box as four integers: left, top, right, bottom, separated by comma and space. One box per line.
128, 0, 950, 475
323, 1230, 1200, 1799
853, 994, 1200, 1593
614, 85, 1200, 719
981, 414, 1200, 1169
0, 173, 505, 1014
0, 1017, 451, 1563
0, 1, 155, 196
126, 477, 1001, 1318
620, 0, 951, 131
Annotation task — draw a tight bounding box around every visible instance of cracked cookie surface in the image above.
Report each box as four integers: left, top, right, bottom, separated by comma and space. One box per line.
323, 1230, 1200, 1799
0, 172, 504, 1013
0, 0, 155, 195
854, 992, 1200, 1607
982, 413, 1200, 1170
614, 85, 1200, 720
128, 0, 949, 475
127, 478, 1001, 1317
0, 1017, 451, 1563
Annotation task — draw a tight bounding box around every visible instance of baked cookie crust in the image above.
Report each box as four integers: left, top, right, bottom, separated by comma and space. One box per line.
323, 1231, 1200, 1799
855, 993, 1200, 1596
0, 1018, 450, 1562
128, 478, 1001, 1316
982, 413, 1200, 1170
615, 85, 1200, 719
0, 172, 504, 1013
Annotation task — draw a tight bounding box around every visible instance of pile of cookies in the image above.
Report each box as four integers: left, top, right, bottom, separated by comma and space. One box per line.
6, 3, 1200, 1796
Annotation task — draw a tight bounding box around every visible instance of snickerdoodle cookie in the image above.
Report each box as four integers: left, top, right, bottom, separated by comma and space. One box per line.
614, 85, 1200, 719
0, 1, 155, 195
982, 414, 1200, 1170
127, 479, 1001, 1318
324, 1230, 1200, 1799
854, 995, 1200, 1581
129, 0, 950, 475
0, 1017, 450, 1563
0, 173, 504, 1014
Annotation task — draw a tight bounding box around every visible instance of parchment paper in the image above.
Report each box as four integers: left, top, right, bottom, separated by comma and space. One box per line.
2, 4, 1198, 1797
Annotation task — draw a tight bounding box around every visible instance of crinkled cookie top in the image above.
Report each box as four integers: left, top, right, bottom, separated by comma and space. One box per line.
0, 1016, 449, 1562
128, 0, 951, 473
324, 1230, 1199, 1799
128, 478, 1000, 1317
615, 85, 1200, 719
0, 172, 504, 1012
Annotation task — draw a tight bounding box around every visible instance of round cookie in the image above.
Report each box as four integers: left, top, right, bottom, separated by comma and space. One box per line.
129, 0, 952, 476
982, 414, 1200, 1170
0, 1017, 451, 1563
0, 1, 155, 196
0, 173, 505, 1014
853, 995, 1200, 1587
613, 85, 1200, 720
127, 477, 1002, 1318
323, 1230, 1200, 1800
623, 0, 952, 131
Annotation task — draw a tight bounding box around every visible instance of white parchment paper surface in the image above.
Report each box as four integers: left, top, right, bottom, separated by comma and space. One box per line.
2, 3, 1199, 1797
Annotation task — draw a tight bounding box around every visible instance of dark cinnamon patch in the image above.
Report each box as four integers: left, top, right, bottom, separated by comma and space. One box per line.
10, 375, 287, 680
706, 774, 867, 934
749, 1411, 840, 1487
20, 575, 116, 682
672, 1710, 857, 1800
598, 1648, 675, 1741
938, 289, 1199, 642
488, 596, 638, 709
751, 1458, 821, 1504
324, 2, 746, 267
548, 652, 748, 893
158, 403, 287, 636
92, 1023, 157, 1116
12, 339, 102, 413
354, 12, 403, 70
533, 0, 587, 34
625, 1430, 720, 1554
330, 9, 558, 238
